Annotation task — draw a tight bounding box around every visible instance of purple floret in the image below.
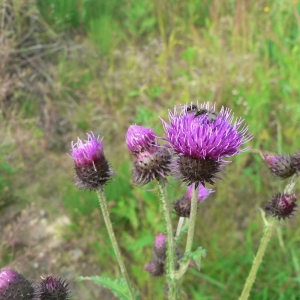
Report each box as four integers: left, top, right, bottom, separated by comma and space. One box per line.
126, 125, 156, 154
162, 102, 251, 160
71, 133, 104, 167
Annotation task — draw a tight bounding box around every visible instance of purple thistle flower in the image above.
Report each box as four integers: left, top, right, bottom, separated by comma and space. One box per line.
126, 125, 171, 185
153, 234, 167, 261
261, 152, 296, 179
265, 193, 297, 220
174, 185, 214, 217
70, 132, 114, 190
37, 276, 71, 300
126, 125, 156, 154
161, 102, 252, 186
0, 268, 36, 300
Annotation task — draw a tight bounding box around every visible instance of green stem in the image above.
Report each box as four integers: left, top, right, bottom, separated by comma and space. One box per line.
157, 181, 178, 300
175, 184, 199, 280
239, 218, 276, 300
96, 188, 136, 300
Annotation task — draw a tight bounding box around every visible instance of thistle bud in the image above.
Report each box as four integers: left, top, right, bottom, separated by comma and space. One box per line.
70, 132, 114, 190
265, 193, 297, 220
126, 125, 171, 185
174, 184, 214, 217
292, 151, 300, 173
261, 152, 296, 179
153, 234, 167, 261
144, 260, 165, 277
37, 276, 71, 300
0, 268, 36, 300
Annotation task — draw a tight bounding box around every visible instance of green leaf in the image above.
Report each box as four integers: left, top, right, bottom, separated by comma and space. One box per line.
77, 276, 138, 299
181, 247, 206, 272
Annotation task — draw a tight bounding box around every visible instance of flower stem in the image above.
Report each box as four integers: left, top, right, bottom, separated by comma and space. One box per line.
96, 188, 136, 300
239, 218, 276, 300
175, 183, 199, 280
157, 181, 178, 299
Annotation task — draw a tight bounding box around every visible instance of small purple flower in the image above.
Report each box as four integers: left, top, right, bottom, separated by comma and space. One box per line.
37, 276, 71, 300
126, 125, 171, 185
70, 132, 114, 190
261, 152, 296, 179
265, 193, 297, 220
126, 125, 156, 154
0, 268, 36, 300
174, 185, 214, 217
161, 102, 252, 186
153, 234, 167, 261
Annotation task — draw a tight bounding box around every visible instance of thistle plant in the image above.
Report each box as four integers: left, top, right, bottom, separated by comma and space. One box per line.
69, 102, 253, 299
239, 151, 299, 300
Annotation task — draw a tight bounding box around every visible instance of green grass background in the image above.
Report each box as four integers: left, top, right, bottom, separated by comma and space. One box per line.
1, 0, 300, 299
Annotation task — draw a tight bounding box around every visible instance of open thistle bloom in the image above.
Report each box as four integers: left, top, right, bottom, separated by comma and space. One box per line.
0, 268, 36, 300
265, 193, 297, 220
70, 132, 114, 190
174, 184, 214, 217
37, 276, 71, 300
162, 103, 251, 186
126, 125, 171, 185
261, 152, 296, 179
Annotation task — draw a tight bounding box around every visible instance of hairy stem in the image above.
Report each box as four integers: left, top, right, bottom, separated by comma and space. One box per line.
175, 183, 199, 280
157, 181, 178, 300
239, 218, 276, 300
96, 188, 136, 300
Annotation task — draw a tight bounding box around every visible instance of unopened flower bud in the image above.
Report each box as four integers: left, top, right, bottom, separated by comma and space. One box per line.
38, 276, 71, 300
70, 132, 114, 190
261, 152, 296, 179
292, 151, 300, 173
174, 185, 214, 217
265, 193, 297, 220
144, 260, 164, 277
0, 268, 35, 300
153, 234, 167, 261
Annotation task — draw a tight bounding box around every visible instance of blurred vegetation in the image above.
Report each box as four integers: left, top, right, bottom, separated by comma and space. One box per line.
1, 0, 300, 299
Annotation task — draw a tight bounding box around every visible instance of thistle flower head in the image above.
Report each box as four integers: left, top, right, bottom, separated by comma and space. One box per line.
153, 234, 167, 261
174, 184, 214, 217
37, 276, 71, 300
0, 268, 36, 300
265, 193, 297, 220
161, 102, 251, 186
261, 152, 296, 179
70, 132, 114, 190
126, 125, 156, 154
126, 125, 171, 185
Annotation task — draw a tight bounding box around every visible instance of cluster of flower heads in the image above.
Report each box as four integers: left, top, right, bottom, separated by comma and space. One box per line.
0, 268, 71, 300
144, 234, 188, 277
173, 184, 214, 217
70, 133, 114, 190
125, 102, 251, 187
261, 150, 300, 220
